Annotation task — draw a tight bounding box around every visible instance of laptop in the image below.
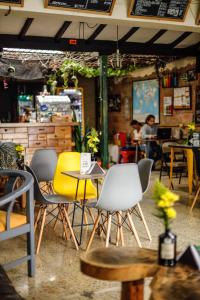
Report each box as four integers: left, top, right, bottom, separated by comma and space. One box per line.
157, 128, 172, 140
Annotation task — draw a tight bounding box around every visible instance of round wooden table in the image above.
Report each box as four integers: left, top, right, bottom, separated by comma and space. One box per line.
81, 247, 158, 300
80, 247, 200, 300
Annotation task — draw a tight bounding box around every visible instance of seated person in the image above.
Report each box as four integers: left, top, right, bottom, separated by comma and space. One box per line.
141, 114, 162, 162
130, 119, 142, 142
130, 120, 146, 159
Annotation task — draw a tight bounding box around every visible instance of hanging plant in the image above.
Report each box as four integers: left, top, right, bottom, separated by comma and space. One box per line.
47, 59, 137, 86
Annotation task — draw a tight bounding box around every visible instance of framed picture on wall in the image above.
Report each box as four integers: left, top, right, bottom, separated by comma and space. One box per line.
163, 96, 173, 116
195, 87, 200, 124
173, 86, 191, 109
108, 94, 121, 112
133, 79, 159, 123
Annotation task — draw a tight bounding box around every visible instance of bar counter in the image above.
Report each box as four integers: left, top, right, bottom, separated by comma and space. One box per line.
0, 122, 78, 162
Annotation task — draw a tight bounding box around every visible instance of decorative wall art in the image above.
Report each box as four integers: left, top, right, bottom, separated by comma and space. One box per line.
133, 79, 159, 123
173, 86, 191, 109
195, 87, 200, 124
163, 96, 173, 116
108, 95, 121, 112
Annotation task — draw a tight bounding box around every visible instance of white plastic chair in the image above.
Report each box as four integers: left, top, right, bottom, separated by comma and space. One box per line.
86, 163, 143, 251
137, 158, 154, 241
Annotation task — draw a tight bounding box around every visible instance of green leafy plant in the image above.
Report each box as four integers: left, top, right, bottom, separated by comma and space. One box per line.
47, 59, 137, 88
184, 122, 196, 145
72, 111, 100, 154
152, 180, 179, 230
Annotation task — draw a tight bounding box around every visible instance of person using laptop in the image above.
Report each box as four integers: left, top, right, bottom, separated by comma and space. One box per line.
142, 114, 162, 163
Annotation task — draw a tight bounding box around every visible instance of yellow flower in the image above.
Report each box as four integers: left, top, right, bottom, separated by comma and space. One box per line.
158, 199, 170, 208
15, 145, 24, 152
164, 207, 176, 219
187, 122, 195, 131
161, 191, 179, 203
152, 180, 179, 228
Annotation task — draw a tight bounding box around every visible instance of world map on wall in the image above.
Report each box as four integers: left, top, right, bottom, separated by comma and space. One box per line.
133, 79, 159, 123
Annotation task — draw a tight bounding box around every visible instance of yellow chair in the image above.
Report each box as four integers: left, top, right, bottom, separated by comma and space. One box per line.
53, 152, 97, 200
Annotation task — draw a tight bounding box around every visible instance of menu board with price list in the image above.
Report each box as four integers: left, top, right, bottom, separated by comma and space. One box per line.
0, 0, 23, 6
129, 0, 190, 21
45, 0, 116, 15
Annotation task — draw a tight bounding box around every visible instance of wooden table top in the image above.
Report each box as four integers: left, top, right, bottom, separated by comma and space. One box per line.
169, 144, 200, 149
62, 170, 106, 180
81, 247, 200, 300
81, 247, 158, 282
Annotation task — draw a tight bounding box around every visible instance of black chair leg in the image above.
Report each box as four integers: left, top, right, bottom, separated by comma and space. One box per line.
27, 231, 35, 277
79, 202, 86, 246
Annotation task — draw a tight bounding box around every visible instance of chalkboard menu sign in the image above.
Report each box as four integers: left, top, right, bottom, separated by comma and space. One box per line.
45, 0, 116, 15
0, 0, 23, 6
129, 0, 190, 21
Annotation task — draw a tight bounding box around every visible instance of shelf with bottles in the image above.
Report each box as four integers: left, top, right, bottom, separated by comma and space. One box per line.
18, 94, 36, 122
162, 73, 178, 88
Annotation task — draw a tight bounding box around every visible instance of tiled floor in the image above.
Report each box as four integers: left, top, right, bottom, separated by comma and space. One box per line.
1, 171, 200, 299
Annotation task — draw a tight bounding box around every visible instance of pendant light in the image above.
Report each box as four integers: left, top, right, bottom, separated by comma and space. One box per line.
115, 25, 122, 69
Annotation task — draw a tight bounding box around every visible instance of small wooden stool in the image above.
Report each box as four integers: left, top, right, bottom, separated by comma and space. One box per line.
80, 247, 158, 300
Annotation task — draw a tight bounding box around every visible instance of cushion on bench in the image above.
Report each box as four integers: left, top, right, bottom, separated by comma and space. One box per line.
0, 211, 27, 232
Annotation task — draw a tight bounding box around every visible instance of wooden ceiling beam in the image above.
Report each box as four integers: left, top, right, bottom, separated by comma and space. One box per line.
0, 34, 198, 57
87, 24, 107, 41
146, 29, 167, 45
170, 32, 192, 48
54, 21, 72, 42
119, 27, 139, 42
18, 18, 34, 41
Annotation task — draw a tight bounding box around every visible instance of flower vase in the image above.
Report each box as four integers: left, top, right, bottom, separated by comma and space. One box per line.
158, 228, 176, 266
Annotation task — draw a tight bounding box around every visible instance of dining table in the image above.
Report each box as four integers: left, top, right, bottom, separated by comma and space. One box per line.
169, 144, 200, 195
61, 170, 106, 246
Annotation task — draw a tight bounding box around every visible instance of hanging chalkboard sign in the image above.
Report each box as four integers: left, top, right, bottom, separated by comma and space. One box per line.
45, 0, 116, 15
129, 0, 191, 21
0, 0, 23, 6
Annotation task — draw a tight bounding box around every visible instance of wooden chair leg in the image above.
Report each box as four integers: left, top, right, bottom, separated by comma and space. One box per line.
190, 185, 200, 213
36, 208, 47, 254
137, 203, 152, 241
87, 207, 95, 223
53, 208, 61, 231
84, 211, 88, 225
99, 214, 107, 237
116, 214, 120, 246
34, 206, 42, 232
117, 211, 124, 246
59, 206, 70, 240
63, 207, 79, 251
86, 213, 101, 252
127, 212, 142, 248
105, 214, 112, 247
